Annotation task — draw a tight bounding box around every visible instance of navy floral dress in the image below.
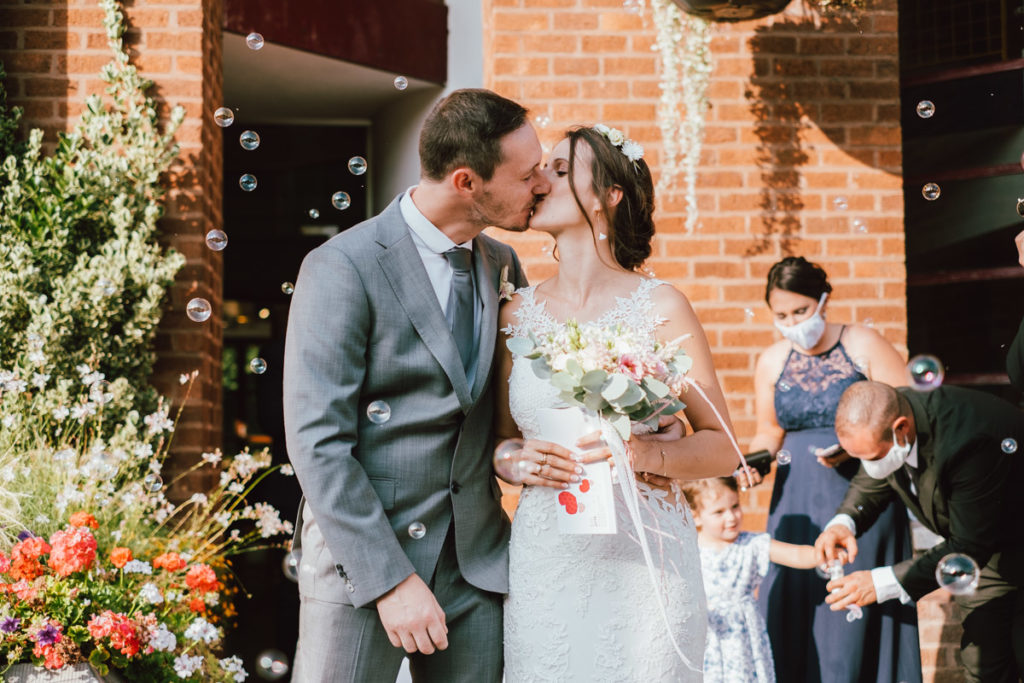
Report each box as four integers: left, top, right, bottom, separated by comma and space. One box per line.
756, 338, 921, 683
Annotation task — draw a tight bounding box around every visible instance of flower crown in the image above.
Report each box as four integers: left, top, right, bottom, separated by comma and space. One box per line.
593, 124, 644, 166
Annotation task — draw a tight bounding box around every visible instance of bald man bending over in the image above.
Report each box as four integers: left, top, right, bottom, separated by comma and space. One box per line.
815, 380, 1024, 682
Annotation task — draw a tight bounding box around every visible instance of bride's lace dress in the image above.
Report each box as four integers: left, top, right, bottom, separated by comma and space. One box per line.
503, 279, 707, 682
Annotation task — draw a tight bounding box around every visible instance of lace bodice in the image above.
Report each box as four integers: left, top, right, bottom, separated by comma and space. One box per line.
774, 337, 867, 431
502, 278, 706, 682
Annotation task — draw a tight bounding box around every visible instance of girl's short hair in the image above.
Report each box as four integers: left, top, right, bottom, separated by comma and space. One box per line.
680, 476, 738, 512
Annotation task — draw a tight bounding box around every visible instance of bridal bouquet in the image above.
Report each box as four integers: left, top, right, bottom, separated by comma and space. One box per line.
507, 320, 693, 439
0, 366, 293, 681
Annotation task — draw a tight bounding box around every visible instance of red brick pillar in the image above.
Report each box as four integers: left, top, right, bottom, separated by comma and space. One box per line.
0, 0, 225, 487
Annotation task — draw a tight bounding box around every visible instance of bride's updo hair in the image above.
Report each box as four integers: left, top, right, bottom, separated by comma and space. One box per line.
565, 126, 655, 271
765, 256, 833, 303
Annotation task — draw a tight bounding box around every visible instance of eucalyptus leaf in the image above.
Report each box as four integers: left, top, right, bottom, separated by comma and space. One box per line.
531, 356, 552, 379
581, 369, 607, 391
601, 373, 629, 401
506, 336, 535, 356
644, 377, 671, 398
609, 414, 631, 440
565, 358, 583, 378
550, 371, 577, 391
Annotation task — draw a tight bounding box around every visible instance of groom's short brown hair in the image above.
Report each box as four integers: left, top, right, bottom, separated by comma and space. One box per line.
419, 89, 528, 182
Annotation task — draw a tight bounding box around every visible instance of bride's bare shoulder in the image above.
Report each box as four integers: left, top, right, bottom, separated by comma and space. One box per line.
649, 280, 698, 319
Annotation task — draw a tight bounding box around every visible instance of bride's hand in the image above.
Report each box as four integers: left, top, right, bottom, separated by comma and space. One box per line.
516, 439, 585, 489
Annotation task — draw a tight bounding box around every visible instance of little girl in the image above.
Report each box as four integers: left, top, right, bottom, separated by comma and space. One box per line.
682, 477, 818, 683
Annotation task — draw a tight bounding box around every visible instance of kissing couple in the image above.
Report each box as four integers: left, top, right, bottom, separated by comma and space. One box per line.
282, 88, 739, 682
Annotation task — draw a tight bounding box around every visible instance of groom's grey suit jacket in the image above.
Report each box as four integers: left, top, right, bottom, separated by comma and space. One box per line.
283, 196, 527, 609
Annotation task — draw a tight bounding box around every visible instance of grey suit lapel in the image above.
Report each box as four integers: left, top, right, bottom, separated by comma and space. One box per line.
375, 203, 474, 411
470, 239, 500, 401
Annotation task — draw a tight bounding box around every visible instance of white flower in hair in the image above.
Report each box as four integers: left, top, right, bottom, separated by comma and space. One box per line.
620, 140, 644, 163
606, 128, 625, 146
594, 123, 611, 136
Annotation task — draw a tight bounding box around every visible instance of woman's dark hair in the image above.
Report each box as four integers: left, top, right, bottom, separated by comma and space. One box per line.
764, 256, 832, 303
419, 89, 528, 182
680, 477, 739, 513
564, 126, 655, 271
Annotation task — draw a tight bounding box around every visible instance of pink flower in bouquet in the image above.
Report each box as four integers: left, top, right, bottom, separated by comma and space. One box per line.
10, 536, 51, 581
47, 526, 98, 577
109, 546, 132, 569
68, 511, 100, 529
617, 354, 645, 382
153, 551, 186, 572
185, 563, 220, 594
88, 610, 142, 657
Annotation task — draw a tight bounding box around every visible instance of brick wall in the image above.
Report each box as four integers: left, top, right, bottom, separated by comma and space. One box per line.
0, 0, 224, 489
484, 0, 964, 681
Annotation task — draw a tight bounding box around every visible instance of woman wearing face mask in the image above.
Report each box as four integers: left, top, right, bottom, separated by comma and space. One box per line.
745, 256, 921, 683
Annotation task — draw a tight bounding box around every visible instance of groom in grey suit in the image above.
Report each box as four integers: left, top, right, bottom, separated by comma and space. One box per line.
283, 89, 550, 681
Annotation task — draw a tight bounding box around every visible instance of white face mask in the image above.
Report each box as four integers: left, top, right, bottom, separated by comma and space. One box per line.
861, 431, 911, 479
774, 293, 828, 350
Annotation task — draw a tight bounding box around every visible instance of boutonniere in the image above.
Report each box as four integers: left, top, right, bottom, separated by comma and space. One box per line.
498, 265, 515, 302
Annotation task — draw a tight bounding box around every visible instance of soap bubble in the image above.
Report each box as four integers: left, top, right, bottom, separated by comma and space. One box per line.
239, 174, 257, 192
1001, 438, 1018, 454
308, 208, 319, 219
143, 473, 163, 492
833, 196, 848, 211
623, 0, 644, 14
239, 130, 260, 150
88, 452, 118, 481
348, 156, 367, 176
863, 318, 874, 327
814, 564, 831, 580
776, 450, 792, 466
246, 32, 264, 50
915, 100, 935, 118
744, 308, 755, 320
777, 381, 791, 392
281, 282, 294, 295
1017, 197, 1024, 218
935, 553, 979, 595
408, 521, 426, 539
493, 439, 524, 483
907, 354, 944, 391
205, 229, 228, 251
536, 114, 552, 129
921, 183, 941, 201
214, 107, 234, 127
249, 357, 267, 375
331, 191, 351, 211
186, 298, 212, 323
281, 550, 300, 583
393, 76, 408, 90
367, 400, 391, 424
853, 218, 867, 233
255, 649, 289, 680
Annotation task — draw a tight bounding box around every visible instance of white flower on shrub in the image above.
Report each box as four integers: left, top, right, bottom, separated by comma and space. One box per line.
139, 582, 163, 604
184, 617, 220, 645
173, 654, 203, 678
148, 623, 177, 652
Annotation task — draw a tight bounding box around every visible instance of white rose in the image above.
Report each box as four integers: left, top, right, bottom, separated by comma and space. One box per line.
607, 128, 625, 146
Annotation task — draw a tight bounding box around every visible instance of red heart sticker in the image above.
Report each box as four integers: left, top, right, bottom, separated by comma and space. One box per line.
579, 479, 591, 493
557, 490, 578, 515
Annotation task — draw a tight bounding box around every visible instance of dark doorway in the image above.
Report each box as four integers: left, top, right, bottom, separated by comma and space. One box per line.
220, 121, 370, 672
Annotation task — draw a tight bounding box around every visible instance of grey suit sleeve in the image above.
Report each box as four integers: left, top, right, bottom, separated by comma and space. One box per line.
283, 244, 414, 607
509, 247, 529, 289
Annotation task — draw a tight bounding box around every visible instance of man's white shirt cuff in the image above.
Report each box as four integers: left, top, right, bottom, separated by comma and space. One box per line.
871, 567, 912, 604
825, 514, 857, 534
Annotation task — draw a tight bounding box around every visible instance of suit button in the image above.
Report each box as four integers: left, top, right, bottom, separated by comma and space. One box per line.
451, 481, 461, 494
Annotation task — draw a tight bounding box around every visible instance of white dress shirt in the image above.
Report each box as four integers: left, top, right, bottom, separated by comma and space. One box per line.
825, 440, 920, 605
399, 189, 481, 384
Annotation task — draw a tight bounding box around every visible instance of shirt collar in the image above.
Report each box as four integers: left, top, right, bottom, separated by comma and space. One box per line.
399, 187, 473, 254
907, 438, 919, 469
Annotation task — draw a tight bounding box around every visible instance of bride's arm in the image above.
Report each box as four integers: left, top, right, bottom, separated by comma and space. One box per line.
493, 298, 524, 444
631, 285, 740, 480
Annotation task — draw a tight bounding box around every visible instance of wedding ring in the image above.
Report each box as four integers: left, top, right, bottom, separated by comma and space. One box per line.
539, 454, 548, 466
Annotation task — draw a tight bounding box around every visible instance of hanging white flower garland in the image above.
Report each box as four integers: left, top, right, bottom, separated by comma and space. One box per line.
649, 0, 712, 233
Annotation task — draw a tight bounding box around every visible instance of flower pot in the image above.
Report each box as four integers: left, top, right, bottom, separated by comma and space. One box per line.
4, 663, 124, 683
670, 0, 791, 21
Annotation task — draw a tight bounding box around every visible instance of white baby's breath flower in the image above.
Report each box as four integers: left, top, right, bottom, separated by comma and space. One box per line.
76, 363, 91, 376
215, 511, 232, 527
27, 350, 46, 365
280, 464, 294, 476
228, 482, 244, 494
621, 140, 644, 162
201, 450, 222, 465
144, 409, 174, 435
179, 373, 190, 385
52, 406, 70, 420
134, 443, 154, 459
189, 493, 208, 506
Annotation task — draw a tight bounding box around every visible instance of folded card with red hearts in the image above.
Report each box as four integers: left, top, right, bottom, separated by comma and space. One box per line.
535, 408, 617, 535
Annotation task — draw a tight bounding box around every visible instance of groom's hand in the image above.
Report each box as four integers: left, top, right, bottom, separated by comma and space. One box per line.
376, 573, 448, 654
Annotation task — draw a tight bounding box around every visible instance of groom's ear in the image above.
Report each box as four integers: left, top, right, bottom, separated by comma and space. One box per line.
451, 167, 477, 195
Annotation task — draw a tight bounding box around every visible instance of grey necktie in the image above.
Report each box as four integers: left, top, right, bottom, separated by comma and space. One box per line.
443, 247, 475, 373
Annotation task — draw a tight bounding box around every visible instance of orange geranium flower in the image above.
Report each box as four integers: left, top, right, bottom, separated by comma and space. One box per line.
68, 511, 99, 529
47, 527, 97, 577
188, 597, 207, 613
152, 552, 186, 572
109, 547, 133, 569
184, 563, 219, 594
9, 537, 51, 581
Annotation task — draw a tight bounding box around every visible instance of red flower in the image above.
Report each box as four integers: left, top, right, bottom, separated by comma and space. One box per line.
68, 511, 99, 529
189, 597, 207, 613
185, 563, 220, 594
0, 551, 9, 574
152, 552, 186, 572
33, 643, 66, 670
87, 611, 141, 657
109, 547, 133, 569
9, 537, 51, 581
47, 526, 97, 577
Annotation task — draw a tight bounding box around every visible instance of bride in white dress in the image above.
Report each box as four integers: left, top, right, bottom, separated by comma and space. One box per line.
494, 125, 741, 681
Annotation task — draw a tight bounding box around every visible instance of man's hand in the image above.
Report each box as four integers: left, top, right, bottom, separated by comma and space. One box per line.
814, 524, 859, 565
376, 573, 448, 654
825, 570, 877, 610
734, 466, 763, 490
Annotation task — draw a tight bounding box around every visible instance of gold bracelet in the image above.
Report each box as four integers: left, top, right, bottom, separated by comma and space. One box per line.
659, 448, 667, 476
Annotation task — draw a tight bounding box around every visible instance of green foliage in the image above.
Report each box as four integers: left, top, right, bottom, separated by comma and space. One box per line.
0, 0, 185, 426
0, 65, 24, 168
